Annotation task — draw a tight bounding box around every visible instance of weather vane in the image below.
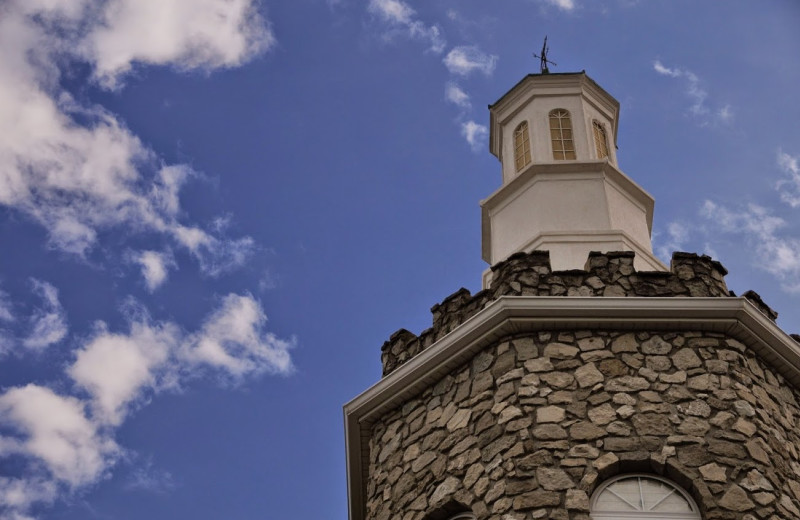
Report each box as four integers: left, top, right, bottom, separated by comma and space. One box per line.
533, 36, 556, 74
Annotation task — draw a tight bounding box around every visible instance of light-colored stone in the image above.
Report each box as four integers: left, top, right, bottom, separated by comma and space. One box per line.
592, 452, 619, 472
570, 421, 606, 440
611, 334, 637, 353
565, 489, 590, 511
539, 371, 575, 389
498, 406, 523, 424
524, 358, 554, 373
575, 363, 604, 388
672, 348, 702, 370
543, 343, 579, 359
678, 400, 711, 417
699, 462, 727, 482
430, 476, 461, 507
577, 337, 604, 351
446, 409, 472, 431
719, 484, 755, 512
741, 469, 774, 492
588, 404, 616, 425
641, 336, 671, 355
536, 406, 566, 423
606, 376, 650, 392
536, 468, 574, 491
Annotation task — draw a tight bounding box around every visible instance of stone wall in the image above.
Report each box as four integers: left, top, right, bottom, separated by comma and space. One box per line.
382, 251, 742, 377
367, 330, 800, 520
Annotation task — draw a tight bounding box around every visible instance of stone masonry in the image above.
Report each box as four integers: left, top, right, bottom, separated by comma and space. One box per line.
382, 250, 779, 377
368, 329, 800, 520
367, 250, 799, 520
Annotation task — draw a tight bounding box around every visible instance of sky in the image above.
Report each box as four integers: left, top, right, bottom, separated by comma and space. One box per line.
0, 0, 798, 519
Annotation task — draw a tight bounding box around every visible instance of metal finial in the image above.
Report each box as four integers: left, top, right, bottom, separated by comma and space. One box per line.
532, 36, 557, 74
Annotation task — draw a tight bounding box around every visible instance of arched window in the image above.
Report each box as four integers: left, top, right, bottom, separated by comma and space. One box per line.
549, 109, 576, 160
591, 474, 701, 520
513, 121, 532, 171
446, 515, 474, 520
593, 120, 609, 160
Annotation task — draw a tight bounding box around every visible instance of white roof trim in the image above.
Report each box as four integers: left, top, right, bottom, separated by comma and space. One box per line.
343, 296, 800, 520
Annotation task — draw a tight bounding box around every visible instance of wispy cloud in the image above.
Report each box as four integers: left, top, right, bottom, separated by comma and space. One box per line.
702, 200, 800, 293
445, 82, 471, 109
124, 458, 176, 494
0, 287, 13, 323
135, 251, 175, 292
0, 0, 264, 274
654, 221, 690, 261
540, 0, 577, 11
777, 149, 800, 208
653, 60, 732, 126
367, 0, 446, 53
444, 46, 498, 76
23, 280, 68, 351
364, 6, 495, 152
461, 121, 488, 152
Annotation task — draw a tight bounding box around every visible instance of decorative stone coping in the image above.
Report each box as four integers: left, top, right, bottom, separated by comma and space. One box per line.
381, 251, 778, 377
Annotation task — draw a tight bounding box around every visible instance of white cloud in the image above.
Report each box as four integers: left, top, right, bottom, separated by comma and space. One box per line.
135, 250, 174, 292
0, 384, 120, 488
183, 294, 294, 377
777, 149, 800, 208
444, 46, 497, 76
85, 0, 274, 89
653, 60, 680, 77
22, 280, 67, 351
69, 294, 293, 427
69, 321, 179, 426
702, 200, 800, 293
461, 121, 488, 152
0, 0, 262, 272
541, 0, 576, 11
0, 292, 296, 517
367, 0, 446, 53
445, 82, 471, 109
652, 60, 731, 126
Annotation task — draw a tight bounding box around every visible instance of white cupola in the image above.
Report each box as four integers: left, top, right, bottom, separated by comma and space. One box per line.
481, 72, 667, 287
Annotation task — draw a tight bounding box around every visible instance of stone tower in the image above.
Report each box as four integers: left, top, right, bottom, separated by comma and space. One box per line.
344, 72, 800, 520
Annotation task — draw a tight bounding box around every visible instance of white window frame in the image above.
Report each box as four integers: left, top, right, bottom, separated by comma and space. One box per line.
590, 474, 701, 520
446, 514, 475, 520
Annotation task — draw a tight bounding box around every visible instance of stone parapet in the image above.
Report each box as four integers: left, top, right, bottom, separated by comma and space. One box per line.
382, 251, 733, 376
368, 330, 800, 520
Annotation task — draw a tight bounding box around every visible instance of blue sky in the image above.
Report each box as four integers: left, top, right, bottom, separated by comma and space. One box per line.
0, 1, 799, 519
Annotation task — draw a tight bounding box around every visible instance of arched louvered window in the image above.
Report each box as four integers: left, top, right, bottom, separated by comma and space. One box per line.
513, 121, 532, 171
591, 474, 701, 520
549, 109, 576, 160
593, 120, 610, 160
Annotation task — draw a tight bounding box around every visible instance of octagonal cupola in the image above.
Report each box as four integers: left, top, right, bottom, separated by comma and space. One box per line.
481, 72, 667, 286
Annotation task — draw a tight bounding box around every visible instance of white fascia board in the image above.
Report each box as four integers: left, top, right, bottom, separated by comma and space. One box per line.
343, 296, 800, 520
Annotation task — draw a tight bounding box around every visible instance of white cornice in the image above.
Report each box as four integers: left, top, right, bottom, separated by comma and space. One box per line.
343, 296, 800, 520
